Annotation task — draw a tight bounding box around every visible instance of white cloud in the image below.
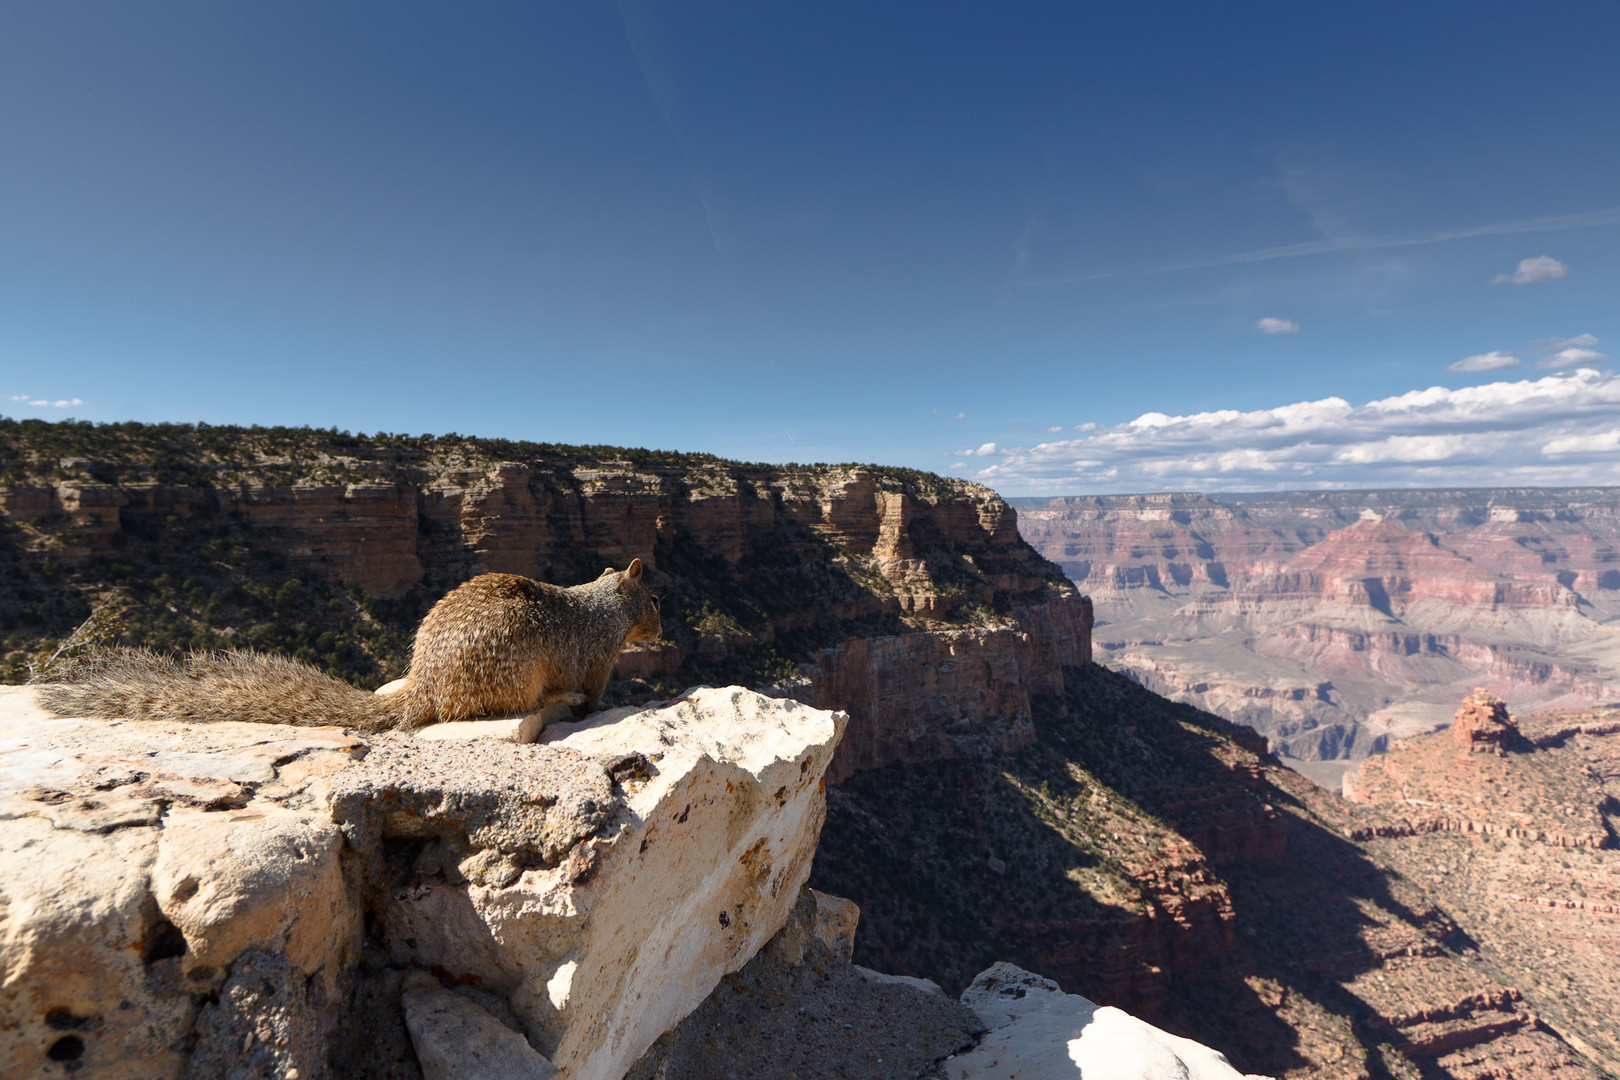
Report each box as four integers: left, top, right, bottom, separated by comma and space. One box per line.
1543, 429, 1620, 456
1449, 350, 1521, 373
9, 394, 83, 408
1043, 426, 1063, 433
1256, 317, 1300, 334
1546, 333, 1600, 350
1540, 347, 1610, 369
1492, 255, 1567, 285
952, 412, 965, 420
971, 369, 1620, 493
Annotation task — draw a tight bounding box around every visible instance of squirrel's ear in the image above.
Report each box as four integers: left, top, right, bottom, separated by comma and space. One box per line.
624, 558, 643, 583
600, 566, 616, 578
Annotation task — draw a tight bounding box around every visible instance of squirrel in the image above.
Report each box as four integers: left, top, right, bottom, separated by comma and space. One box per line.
37, 560, 663, 734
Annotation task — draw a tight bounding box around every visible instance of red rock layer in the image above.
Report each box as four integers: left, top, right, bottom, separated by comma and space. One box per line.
1344, 692, 1620, 1074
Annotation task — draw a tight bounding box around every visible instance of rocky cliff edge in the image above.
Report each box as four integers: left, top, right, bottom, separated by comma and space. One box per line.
0, 685, 840, 1080
0, 684, 1258, 1080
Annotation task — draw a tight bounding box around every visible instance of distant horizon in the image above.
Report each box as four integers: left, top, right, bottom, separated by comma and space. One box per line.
11, 410, 1620, 504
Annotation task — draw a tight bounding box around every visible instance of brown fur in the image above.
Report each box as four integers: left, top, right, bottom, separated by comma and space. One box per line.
37, 560, 662, 733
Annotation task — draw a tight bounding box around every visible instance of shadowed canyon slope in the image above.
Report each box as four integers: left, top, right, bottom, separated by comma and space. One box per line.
1013, 490, 1620, 768
811, 666, 1617, 1079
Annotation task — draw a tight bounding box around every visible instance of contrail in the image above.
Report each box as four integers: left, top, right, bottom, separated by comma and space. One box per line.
1029, 204, 1620, 285
615, 1, 730, 255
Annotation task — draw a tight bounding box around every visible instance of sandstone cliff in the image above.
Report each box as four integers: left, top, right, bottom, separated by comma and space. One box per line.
0, 420, 1090, 784
1013, 490, 1620, 767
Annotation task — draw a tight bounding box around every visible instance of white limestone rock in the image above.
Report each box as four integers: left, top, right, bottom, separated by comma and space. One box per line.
375, 677, 576, 743
0, 683, 845, 1080
382, 686, 845, 1080
0, 687, 368, 1080
946, 963, 1272, 1080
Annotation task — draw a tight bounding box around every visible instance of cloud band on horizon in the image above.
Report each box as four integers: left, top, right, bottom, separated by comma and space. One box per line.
972, 369, 1620, 493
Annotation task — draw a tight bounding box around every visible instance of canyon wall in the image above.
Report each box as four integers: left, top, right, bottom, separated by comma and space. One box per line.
1013, 489, 1620, 763
810, 662, 1617, 1079
0, 428, 1091, 787
4, 460, 1060, 604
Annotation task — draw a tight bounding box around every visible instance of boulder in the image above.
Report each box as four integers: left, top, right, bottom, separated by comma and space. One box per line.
0, 684, 844, 1080
943, 963, 1270, 1080
382, 687, 844, 1080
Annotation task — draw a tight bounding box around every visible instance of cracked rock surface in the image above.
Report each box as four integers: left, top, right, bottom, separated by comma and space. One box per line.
0, 684, 845, 1080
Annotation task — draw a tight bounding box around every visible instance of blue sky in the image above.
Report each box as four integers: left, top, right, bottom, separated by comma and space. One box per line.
3, 2, 1618, 494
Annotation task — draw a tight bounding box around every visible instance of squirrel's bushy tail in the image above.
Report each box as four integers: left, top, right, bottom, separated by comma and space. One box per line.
36, 648, 405, 733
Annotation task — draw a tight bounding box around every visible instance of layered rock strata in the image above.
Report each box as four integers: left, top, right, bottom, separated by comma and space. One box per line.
1, 456, 1061, 609
807, 594, 1093, 783
1, 427, 1091, 790
813, 664, 1614, 1079
1013, 489, 1620, 766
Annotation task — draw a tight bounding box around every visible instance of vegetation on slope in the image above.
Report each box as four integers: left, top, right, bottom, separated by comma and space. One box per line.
0, 417, 1060, 690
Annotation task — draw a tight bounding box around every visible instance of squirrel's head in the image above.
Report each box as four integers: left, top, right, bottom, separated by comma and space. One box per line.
612, 558, 662, 642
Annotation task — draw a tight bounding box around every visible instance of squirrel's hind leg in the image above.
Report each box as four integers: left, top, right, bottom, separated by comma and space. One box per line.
534, 690, 587, 729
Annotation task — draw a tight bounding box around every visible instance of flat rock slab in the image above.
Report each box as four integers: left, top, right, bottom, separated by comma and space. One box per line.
0, 686, 374, 1080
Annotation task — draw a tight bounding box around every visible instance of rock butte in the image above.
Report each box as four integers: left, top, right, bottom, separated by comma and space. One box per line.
1344, 691, 1620, 1074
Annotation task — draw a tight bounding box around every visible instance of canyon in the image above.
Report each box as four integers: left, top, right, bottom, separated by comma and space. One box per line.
0, 422, 1089, 786
5, 421, 1620, 1078
810, 664, 1618, 1080
1013, 489, 1620, 778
